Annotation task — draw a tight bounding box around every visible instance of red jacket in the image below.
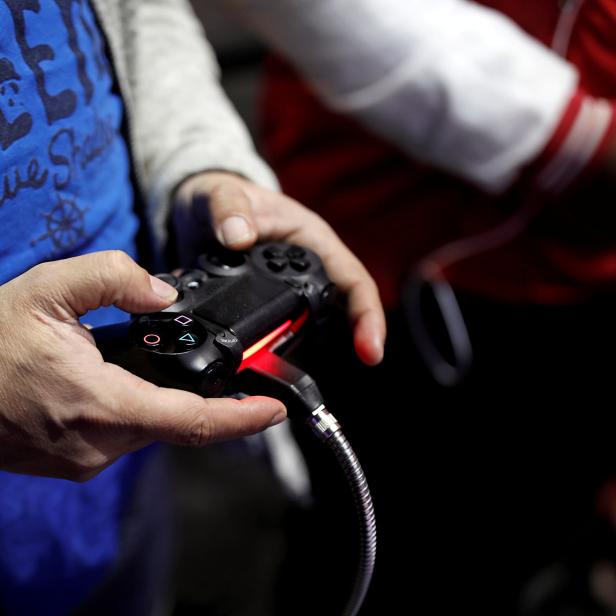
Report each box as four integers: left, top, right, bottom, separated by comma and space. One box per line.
260, 0, 616, 308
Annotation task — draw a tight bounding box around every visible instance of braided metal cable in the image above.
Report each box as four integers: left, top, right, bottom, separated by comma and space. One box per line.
327, 430, 377, 616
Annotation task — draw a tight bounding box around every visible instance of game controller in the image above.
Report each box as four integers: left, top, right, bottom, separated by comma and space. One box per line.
92, 241, 335, 398
93, 241, 376, 616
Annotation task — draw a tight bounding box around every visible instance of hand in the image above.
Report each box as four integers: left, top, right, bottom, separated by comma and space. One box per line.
174, 171, 386, 365
0, 251, 286, 481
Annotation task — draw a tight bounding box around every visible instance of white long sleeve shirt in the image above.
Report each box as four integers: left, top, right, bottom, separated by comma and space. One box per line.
226, 0, 611, 193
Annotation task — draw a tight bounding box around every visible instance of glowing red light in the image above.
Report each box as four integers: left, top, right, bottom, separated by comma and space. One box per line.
241, 320, 293, 361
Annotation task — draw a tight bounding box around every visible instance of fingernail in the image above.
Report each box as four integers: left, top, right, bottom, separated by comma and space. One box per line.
149, 275, 178, 301
372, 337, 385, 364
219, 216, 252, 246
267, 410, 287, 428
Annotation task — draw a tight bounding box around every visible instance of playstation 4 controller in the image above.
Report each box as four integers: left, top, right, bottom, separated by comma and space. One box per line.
93, 242, 335, 398
94, 242, 376, 616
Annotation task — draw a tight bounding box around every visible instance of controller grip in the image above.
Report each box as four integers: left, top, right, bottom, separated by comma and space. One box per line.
93, 319, 233, 396
93, 321, 172, 387
93, 321, 133, 366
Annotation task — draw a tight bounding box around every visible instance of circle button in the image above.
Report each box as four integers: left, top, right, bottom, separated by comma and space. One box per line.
143, 333, 161, 347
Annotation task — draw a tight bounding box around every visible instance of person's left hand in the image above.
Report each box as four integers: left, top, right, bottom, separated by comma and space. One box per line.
174, 171, 386, 366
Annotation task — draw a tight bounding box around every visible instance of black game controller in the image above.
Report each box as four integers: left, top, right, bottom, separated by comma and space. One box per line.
94, 242, 376, 616
93, 242, 335, 398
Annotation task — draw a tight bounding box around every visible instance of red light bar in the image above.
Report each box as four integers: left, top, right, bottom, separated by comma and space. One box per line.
241, 320, 293, 361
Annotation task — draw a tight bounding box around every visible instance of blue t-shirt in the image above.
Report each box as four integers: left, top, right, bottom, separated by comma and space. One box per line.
0, 1, 147, 614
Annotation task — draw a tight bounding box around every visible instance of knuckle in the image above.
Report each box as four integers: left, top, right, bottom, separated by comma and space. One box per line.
209, 183, 249, 214
21, 262, 54, 296
95, 250, 144, 302
101, 250, 134, 275
26, 261, 51, 282
182, 406, 214, 447
12, 264, 57, 316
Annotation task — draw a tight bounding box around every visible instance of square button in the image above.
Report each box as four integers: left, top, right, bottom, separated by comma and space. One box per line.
174, 315, 193, 326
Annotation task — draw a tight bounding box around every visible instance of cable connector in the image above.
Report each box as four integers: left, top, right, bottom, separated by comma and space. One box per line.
308, 404, 341, 441
234, 349, 326, 419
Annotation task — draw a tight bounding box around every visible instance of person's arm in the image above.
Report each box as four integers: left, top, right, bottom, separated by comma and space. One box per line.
115, 0, 277, 239
108, 0, 385, 364
226, 0, 616, 194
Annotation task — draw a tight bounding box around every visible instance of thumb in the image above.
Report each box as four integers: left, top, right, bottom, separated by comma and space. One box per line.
207, 180, 258, 249
25, 251, 178, 318
99, 364, 287, 447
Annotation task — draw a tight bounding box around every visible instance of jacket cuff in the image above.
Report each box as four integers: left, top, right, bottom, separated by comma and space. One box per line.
532, 88, 616, 193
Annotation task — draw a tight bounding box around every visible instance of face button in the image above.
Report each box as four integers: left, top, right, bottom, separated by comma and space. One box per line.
263, 247, 285, 260
290, 258, 310, 272
286, 246, 306, 259
177, 332, 198, 346
142, 333, 161, 347
174, 315, 193, 327
266, 258, 287, 273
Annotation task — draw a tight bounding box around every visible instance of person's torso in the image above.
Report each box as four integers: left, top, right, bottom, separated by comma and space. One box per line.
0, 3, 146, 615
0, 0, 139, 292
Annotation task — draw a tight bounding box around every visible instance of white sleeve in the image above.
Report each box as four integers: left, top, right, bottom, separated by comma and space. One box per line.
225, 0, 579, 192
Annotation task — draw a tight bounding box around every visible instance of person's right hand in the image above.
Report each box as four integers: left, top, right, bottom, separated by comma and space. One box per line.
0, 251, 286, 481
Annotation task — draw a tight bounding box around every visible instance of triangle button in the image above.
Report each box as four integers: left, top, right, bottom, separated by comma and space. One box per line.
178, 332, 197, 344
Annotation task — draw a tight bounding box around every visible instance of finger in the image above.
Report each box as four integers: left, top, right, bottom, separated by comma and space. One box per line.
252, 194, 386, 364
24, 251, 178, 319
329, 256, 386, 366
207, 182, 258, 249
98, 364, 287, 447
